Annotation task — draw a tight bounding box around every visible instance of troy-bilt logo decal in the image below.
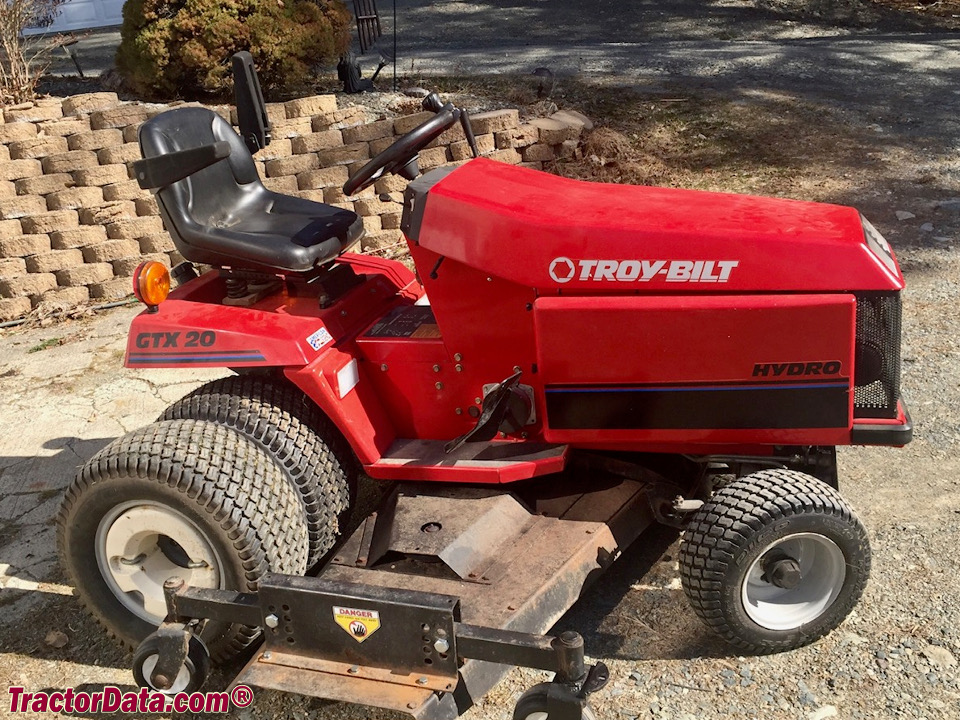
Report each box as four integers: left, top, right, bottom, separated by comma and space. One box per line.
333, 606, 380, 643
548, 257, 739, 284
753, 361, 842, 377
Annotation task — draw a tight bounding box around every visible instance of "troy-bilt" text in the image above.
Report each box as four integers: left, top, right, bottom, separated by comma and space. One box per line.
549, 258, 739, 284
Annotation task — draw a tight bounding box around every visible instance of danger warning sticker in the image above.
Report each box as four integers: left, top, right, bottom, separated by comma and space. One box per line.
333, 606, 381, 643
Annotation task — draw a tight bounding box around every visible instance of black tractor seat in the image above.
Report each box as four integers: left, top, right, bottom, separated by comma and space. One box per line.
137, 107, 363, 275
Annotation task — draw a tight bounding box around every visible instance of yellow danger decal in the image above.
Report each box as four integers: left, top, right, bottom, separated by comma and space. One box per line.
333, 606, 381, 643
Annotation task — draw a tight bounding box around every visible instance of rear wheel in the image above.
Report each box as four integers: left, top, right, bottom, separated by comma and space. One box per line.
678, 469, 870, 654
57, 419, 309, 662
161, 375, 355, 567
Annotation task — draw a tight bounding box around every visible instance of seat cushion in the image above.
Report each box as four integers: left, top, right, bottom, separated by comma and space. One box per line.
139, 107, 363, 273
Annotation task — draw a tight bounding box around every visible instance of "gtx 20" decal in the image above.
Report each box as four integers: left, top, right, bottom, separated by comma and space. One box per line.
549, 257, 739, 284
135, 331, 217, 349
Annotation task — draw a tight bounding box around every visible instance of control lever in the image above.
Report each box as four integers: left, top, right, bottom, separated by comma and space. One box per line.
460, 109, 479, 157
422, 93, 444, 113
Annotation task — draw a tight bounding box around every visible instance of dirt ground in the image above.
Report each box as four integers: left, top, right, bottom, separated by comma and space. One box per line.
2, 1, 960, 719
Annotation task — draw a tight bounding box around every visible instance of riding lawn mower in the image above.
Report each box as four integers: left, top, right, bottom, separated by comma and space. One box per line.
56, 54, 911, 719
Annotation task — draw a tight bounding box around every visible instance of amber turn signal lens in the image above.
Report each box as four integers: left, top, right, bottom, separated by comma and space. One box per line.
133, 261, 170, 308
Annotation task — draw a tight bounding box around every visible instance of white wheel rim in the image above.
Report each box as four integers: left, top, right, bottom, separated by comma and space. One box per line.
95, 501, 223, 623
140, 653, 192, 694
741, 532, 846, 631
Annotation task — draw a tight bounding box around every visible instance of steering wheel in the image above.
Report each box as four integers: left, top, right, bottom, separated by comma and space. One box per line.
343, 103, 460, 196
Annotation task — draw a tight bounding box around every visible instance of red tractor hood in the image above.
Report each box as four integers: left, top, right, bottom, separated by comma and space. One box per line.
413, 158, 904, 293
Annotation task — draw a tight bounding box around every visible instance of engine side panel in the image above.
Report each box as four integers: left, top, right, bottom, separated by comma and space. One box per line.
535, 294, 856, 447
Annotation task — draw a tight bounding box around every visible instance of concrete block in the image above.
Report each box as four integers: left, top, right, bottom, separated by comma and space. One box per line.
73, 164, 130, 187
418, 146, 450, 170
105, 215, 164, 239
138, 234, 175, 253
46, 187, 105, 211
262, 176, 299, 194
20, 210, 80, 234
381, 212, 402, 230
67, 128, 124, 151
0, 159, 42, 182
98, 143, 142, 165
485, 148, 522, 165
369, 136, 397, 156
354, 198, 395, 216
0, 235, 50, 258
90, 105, 149, 130
15, 173, 73, 196
79, 202, 137, 225
0, 219, 22, 237
123, 125, 141, 143
342, 120, 395, 144
394, 111, 434, 135
529, 117, 582, 145
82, 239, 141, 263
361, 215, 382, 232
37, 285, 90, 307
51, 226, 108, 249
0, 195, 47, 219
0, 258, 27, 278
317, 143, 370, 167
41, 150, 99, 174
135, 197, 159, 216
285, 95, 337, 119
0, 122, 39, 143
4, 104, 62, 123
297, 165, 348, 190
103, 180, 147, 202
470, 109, 520, 134
0, 296, 32, 320
8, 136, 68, 160
332, 106, 367, 128
38, 118, 91, 137
521, 143, 556, 162
270, 117, 313, 138
451, 133, 495, 161
0, 180, 14, 198
374, 175, 408, 194
255, 138, 292, 161
55, 263, 114, 286
0, 272, 57, 298
265, 154, 319, 178
24, 249, 84, 273
62, 92, 120, 116
113, 254, 166, 276
290, 130, 343, 155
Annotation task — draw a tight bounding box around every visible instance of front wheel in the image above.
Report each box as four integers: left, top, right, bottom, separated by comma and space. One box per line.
678, 469, 870, 654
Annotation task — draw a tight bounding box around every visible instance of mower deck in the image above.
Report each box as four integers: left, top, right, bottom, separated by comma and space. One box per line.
230, 472, 657, 718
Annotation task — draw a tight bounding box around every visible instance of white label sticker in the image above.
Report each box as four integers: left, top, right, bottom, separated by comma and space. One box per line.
306, 327, 333, 351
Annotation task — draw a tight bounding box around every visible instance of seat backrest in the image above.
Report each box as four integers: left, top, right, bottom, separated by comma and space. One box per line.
138, 107, 267, 235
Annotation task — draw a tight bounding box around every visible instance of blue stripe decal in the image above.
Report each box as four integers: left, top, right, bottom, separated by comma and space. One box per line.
546, 383, 849, 393
130, 354, 266, 363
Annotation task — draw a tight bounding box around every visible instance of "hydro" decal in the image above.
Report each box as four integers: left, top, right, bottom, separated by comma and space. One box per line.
549, 257, 739, 284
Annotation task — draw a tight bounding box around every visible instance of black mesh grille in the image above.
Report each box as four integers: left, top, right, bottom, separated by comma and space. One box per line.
854, 293, 901, 419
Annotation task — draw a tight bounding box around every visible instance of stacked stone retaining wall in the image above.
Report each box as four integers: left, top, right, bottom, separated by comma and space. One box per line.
0, 92, 590, 322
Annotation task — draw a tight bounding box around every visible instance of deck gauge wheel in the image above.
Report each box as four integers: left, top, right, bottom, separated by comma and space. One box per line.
513, 683, 597, 720
133, 632, 210, 694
